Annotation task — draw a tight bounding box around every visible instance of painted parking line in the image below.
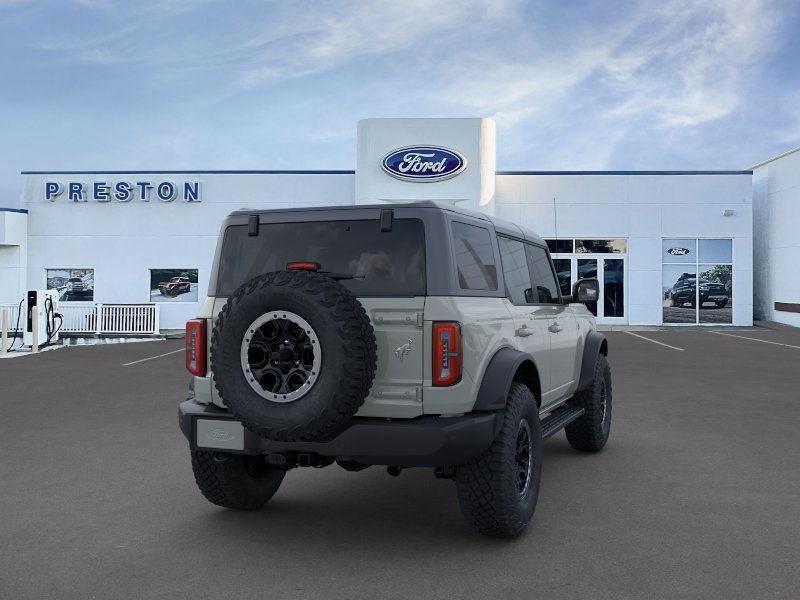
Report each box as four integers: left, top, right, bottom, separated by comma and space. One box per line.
623, 331, 685, 351
122, 347, 184, 366
710, 331, 800, 350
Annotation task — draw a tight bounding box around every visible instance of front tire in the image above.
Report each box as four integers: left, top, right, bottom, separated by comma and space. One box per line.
455, 383, 542, 538
565, 354, 612, 452
191, 451, 285, 510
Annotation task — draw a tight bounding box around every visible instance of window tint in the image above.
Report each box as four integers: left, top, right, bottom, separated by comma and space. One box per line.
451, 222, 498, 291
216, 219, 426, 296
526, 244, 560, 304
498, 237, 533, 304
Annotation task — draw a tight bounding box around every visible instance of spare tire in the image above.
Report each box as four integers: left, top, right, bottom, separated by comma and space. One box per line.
211, 270, 377, 442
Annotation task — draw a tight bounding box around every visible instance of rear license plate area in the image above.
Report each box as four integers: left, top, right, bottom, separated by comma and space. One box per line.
195, 418, 244, 450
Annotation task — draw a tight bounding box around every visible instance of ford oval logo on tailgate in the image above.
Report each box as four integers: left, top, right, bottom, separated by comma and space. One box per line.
381, 146, 467, 182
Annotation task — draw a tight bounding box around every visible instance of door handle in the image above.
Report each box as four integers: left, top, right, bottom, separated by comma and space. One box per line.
515, 325, 534, 338
548, 322, 563, 334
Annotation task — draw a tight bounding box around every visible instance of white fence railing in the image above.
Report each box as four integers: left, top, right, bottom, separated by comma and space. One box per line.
0, 302, 160, 335
1, 302, 22, 333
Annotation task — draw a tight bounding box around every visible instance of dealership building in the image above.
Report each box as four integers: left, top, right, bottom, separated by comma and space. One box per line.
1, 118, 797, 334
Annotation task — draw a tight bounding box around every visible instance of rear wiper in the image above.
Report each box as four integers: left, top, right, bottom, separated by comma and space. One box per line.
319, 271, 366, 281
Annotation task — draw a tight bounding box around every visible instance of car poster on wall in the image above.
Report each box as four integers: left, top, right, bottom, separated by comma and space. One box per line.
150, 269, 199, 302
46, 268, 94, 302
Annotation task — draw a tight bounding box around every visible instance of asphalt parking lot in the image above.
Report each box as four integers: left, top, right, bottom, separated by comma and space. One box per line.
2, 326, 799, 599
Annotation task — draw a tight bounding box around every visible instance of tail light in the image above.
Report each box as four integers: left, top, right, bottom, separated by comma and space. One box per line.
433, 321, 462, 386
186, 319, 207, 376
286, 261, 320, 271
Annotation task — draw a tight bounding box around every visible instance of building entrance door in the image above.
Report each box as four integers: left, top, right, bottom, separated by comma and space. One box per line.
549, 239, 627, 325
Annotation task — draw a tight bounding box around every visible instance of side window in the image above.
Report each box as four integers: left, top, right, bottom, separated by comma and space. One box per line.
526, 244, 561, 304
451, 222, 498, 291
498, 236, 533, 304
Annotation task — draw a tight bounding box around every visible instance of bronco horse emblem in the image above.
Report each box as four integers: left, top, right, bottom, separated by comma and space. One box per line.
394, 338, 414, 362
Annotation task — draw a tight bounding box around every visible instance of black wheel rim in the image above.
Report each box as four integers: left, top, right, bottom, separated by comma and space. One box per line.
515, 420, 533, 497
241, 311, 321, 402
599, 380, 608, 426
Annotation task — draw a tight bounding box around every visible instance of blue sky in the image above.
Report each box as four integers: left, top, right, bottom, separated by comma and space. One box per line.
1, 0, 799, 207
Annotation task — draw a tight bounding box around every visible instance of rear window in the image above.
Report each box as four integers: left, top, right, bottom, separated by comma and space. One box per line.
216, 219, 426, 297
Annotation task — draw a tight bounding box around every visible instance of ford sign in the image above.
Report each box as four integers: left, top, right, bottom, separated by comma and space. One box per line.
381, 145, 467, 182
667, 247, 691, 256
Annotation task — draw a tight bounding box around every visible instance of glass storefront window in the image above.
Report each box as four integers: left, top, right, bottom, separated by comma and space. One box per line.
699, 239, 732, 263
576, 239, 627, 254
662, 239, 696, 263
578, 259, 598, 316
663, 238, 732, 325
546, 239, 573, 254
604, 259, 624, 317
698, 264, 732, 324
662, 265, 697, 324
546, 238, 627, 321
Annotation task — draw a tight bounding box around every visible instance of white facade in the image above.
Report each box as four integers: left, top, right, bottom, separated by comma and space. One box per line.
753, 147, 800, 327
3, 117, 757, 331
0, 209, 28, 304
494, 173, 753, 326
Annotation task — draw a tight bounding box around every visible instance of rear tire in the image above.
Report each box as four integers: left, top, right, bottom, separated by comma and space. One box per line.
191, 451, 285, 510
455, 383, 542, 538
565, 354, 612, 452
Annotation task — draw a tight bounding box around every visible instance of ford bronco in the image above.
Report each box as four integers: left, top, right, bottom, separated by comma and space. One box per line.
159, 276, 192, 297
179, 201, 611, 537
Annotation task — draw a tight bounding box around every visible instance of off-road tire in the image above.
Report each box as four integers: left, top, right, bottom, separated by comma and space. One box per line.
211, 270, 377, 442
565, 354, 612, 452
455, 383, 542, 538
191, 451, 285, 510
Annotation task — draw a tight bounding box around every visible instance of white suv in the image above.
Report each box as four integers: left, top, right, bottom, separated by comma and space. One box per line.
180, 201, 611, 537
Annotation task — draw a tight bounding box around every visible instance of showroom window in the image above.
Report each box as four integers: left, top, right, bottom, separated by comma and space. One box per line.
662, 239, 732, 324
545, 239, 626, 322
46, 268, 94, 302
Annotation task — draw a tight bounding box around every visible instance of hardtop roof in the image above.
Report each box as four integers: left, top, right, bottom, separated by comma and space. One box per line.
229, 200, 546, 246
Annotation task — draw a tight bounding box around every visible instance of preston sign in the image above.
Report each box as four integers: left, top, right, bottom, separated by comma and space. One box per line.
381, 145, 467, 182
44, 180, 201, 202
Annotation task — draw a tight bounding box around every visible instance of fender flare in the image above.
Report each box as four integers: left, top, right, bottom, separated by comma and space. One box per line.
472, 347, 537, 412
576, 331, 608, 392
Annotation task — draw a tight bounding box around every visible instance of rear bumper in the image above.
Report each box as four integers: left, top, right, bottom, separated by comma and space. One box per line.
179, 400, 498, 467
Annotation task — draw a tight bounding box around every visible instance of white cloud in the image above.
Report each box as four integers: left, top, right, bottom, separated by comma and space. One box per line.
238, 0, 521, 88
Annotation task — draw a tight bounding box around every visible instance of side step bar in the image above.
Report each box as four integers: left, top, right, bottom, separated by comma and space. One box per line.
541, 405, 585, 440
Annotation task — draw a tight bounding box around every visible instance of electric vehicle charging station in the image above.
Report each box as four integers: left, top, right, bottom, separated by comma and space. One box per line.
23, 289, 62, 349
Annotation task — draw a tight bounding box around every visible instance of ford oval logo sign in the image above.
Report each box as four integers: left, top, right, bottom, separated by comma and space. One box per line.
667, 247, 691, 256
381, 145, 467, 182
